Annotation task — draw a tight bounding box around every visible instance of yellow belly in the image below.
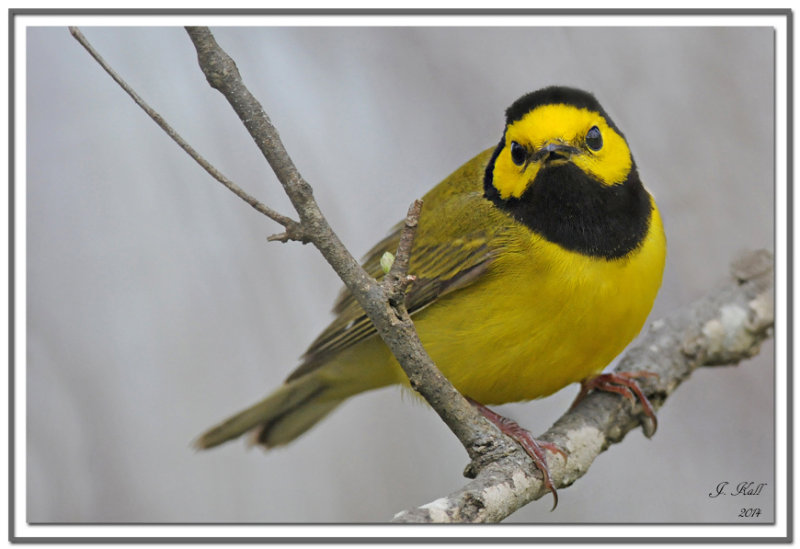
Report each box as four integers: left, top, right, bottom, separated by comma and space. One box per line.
406, 204, 666, 405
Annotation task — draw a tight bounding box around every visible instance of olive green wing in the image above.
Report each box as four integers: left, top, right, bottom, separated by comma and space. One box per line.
286, 223, 494, 381
286, 148, 498, 381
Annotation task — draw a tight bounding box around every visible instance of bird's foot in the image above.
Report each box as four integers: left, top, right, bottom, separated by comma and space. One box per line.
570, 371, 658, 435
467, 397, 565, 510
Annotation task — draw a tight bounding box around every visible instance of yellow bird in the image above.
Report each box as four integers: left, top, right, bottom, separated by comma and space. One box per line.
197, 86, 666, 504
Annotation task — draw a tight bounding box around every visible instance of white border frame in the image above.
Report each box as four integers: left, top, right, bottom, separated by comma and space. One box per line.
8, 10, 790, 542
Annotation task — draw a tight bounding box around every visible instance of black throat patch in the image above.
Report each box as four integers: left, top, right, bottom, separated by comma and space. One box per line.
484, 146, 652, 260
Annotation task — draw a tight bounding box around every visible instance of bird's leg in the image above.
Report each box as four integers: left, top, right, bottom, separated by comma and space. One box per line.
466, 397, 565, 510
570, 371, 659, 434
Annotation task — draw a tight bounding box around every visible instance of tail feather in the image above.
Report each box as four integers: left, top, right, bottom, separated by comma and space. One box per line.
197, 339, 400, 451
195, 373, 339, 450
250, 390, 340, 448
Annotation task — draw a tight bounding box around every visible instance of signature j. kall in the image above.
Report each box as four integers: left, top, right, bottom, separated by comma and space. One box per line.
708, 481, 768, 498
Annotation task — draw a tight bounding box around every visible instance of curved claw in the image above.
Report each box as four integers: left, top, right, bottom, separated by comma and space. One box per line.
571, 371, 659, 435
467, 397, 565, 510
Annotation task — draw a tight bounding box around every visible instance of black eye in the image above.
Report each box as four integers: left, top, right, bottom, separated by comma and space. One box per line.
586, 126, 603, 151
510, 141, 527, 166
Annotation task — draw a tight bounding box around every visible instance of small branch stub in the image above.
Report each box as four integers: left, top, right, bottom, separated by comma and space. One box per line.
382, 199, 423, 306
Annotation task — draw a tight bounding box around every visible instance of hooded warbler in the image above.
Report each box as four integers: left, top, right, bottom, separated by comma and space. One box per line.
197, 86, 667, 503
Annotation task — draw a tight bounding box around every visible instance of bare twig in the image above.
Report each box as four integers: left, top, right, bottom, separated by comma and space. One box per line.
71, 27, 504, 470
382, 199, 422, 305
181, 26, 519, 468
392, 249, 774, 522
67, 26, 306, 242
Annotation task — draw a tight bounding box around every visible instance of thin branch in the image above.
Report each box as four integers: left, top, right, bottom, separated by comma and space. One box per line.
382, 199, 422, 305
182, 26, 520, 466
67, 27, 306, 242
392, 249, 774, 522
71, 27, 504, 468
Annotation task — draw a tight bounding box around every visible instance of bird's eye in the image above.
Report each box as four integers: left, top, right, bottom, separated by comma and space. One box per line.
586, 126, 603, 151
510, 141, 527, 166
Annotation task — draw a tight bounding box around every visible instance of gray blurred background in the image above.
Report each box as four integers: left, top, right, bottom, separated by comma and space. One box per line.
26, 25, 775, 524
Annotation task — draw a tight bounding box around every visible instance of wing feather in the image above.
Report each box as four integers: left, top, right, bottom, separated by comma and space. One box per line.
286, 227, 494, 381
287, 150, 501, 381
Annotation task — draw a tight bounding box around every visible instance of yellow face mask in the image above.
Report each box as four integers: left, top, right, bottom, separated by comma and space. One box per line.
490, 103, 633, 200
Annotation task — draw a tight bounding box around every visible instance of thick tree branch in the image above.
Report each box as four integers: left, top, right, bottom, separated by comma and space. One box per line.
392, 249, 774, 522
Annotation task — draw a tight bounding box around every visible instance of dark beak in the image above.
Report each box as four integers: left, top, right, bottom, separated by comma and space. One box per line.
533, 142, 579, 163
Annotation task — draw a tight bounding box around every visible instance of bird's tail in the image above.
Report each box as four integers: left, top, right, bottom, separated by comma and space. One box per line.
195, 371, 346, 449
195, 345, 401, 450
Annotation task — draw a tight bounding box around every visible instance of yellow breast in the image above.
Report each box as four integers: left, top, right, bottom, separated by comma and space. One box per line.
410, 201, 666, 404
